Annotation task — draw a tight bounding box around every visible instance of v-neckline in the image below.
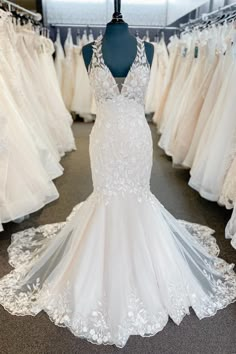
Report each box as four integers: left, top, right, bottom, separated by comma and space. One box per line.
99, 37, 139, 95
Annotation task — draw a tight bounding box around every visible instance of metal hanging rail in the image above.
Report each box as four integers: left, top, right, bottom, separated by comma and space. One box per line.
202, 1, 236, 20
0, 0, 42, 21
50, 23, 180, 31
180, 1, 236, 28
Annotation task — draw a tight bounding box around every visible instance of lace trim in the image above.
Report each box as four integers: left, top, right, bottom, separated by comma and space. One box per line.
178, 220, 219, 256
0, 261, 235, 348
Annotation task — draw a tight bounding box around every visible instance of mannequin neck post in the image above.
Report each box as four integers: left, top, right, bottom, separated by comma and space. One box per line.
103, 22, 132, 41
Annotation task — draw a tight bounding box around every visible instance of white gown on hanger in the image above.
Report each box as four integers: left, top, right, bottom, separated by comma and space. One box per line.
30, 34, 75, 154
153, 35, 179, 129
189, 40, 236, 201
0, 38, 235, 348
62, 29, 75, 111
183, 26, 226, 168
145, 42, 158, 114
71, 46, 94, 120
0, 14, 59, 231
3, 26, 63, 179
54, 30, 65, 91
172, 38, 218, 166
183, 50, 225, 168
157, 35, 193, 136
158, 42, 197, 155
15, 32, 68, 158
151, 38, 169, 123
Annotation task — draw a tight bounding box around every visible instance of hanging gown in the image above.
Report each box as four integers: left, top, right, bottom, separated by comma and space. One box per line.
158, 34, 193, 135
145, 43, 158, 114
172, 37, 218, 166
30, 34, 75, 154
62, 29, 76, 111
3, 25, 63, 179
54, 30, 65, 91
152, 35, 179, 128
0, 38, 235, 348
0, 13, 59, 231
183, 50, 225, 168
189, 39, 236, 201
16, 32, 71, 157
183, 27, 227, 168
71, 46, 94, 119
151, 38, 169, 122
158, 39, 197, 156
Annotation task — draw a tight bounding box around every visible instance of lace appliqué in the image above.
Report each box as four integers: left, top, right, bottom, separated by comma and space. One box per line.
179, 220, 219, 256
0, 244, 235, 348
88, 37, 150, 105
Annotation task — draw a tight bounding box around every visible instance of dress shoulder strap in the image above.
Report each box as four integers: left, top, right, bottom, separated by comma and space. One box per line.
133, 38, 150, 69
88, 36, 103, 73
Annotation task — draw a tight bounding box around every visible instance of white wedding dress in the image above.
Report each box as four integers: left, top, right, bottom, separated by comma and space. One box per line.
0, 38, 236, 348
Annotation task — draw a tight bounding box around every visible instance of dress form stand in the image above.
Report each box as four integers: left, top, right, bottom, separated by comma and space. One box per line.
82, 0, 154, 77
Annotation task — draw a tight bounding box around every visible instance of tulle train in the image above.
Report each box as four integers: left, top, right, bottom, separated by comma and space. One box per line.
0, 192, 235, 348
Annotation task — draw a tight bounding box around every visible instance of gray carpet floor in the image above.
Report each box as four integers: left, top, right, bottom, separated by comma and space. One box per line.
0, 122, 236, 354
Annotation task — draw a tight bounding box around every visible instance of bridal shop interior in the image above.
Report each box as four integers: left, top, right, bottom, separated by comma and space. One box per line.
0, 0, 236, 353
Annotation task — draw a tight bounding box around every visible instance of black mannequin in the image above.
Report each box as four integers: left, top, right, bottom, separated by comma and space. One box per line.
82, 1, 154, 77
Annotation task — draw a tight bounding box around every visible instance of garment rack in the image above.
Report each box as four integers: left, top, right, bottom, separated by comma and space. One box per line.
0, 0, 42, 21
50, 23, 180, 31
180, 1, 236, 28
203, 1, 236, 20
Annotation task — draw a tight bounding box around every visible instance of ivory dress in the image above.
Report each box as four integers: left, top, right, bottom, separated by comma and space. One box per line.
189, 40, 236, 201
0, 38, 235, 348
172, 39, 218, 166
62, 29, 76, 111
0, 11, 60, 231
54, 30, 65, 91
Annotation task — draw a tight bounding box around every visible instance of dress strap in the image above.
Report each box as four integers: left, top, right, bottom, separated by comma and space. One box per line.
133, 38, 150, 69
88, 36, 103, 73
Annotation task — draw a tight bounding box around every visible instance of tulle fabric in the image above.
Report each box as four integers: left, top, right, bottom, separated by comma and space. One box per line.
226, 207, 236, 250
151, 38, 169, 121
158, 55, 197, 155
0, 192, 236, 348
1, 22, 63, 176
157, 38, 193, 134
62, 29, 76, 111
0, 13, 76, 231
0, 75, 59, 226
71, 47, 94, 119
189, 48, 236, 201
219, 156, 236, 209
171, 45, 218, 166
16, 30, 75, 156
153, 35, 179, 128
54, 30, 65, 91
183, 52, 226, 168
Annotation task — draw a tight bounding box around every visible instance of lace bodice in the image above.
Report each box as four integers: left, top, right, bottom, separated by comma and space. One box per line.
88, 37, 150, 106
87, 37, 153, 201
